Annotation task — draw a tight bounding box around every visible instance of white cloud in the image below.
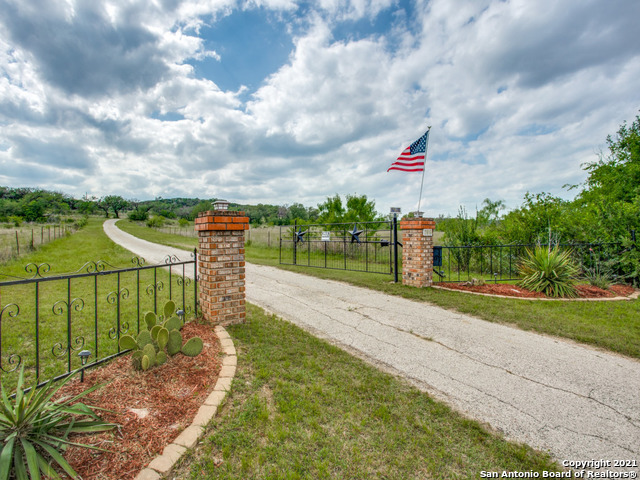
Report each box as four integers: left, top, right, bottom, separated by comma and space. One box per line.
0, 0, 638, 216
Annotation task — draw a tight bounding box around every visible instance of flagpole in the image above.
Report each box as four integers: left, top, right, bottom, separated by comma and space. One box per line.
416, 126, 431, 215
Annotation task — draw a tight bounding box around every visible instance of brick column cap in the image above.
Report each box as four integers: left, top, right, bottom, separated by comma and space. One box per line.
195, 210, 249, 231
399, 217, 436, 230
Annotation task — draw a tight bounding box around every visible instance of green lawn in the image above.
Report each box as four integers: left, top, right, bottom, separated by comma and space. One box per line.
172, 304, 560, 479
114, 224, 640, 359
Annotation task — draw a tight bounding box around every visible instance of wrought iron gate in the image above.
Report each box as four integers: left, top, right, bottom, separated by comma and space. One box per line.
279, 218, 401, 281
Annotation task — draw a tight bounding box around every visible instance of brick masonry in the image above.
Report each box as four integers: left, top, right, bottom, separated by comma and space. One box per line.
400, 217, 436, 288
195, 210, 249, 325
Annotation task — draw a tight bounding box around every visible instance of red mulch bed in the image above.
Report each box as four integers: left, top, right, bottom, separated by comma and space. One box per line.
437, 282, 636, 299
58, 322, 221, 480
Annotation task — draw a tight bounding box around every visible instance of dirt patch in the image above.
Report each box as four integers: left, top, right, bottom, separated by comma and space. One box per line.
59, 322, 221, 480
436, 282, 636, 299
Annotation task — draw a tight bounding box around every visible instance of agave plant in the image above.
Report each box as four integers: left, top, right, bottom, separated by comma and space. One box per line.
0, 367, 116, 480
517, 246, 580, 298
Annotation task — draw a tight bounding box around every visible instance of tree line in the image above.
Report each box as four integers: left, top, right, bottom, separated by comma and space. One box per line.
0, 187, 381, 227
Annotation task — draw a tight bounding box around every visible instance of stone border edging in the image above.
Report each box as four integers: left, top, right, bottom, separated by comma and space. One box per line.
431, 285, 640, 301
134, 325, 237, 480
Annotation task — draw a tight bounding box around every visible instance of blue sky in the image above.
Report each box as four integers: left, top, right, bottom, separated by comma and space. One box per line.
1, 0, 639, 216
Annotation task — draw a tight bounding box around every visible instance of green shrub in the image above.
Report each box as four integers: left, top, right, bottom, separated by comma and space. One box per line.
128, 207, 149, 222
517, 246, 580, 298
608, 237, 640, 287
8, 216, 22, 227
178, 218, 189, 228
146, 216, 165, 228
0, 367, 116, 480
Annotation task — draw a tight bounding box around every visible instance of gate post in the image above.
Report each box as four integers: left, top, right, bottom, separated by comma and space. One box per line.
195, 209, 249, 325
400, 216, 436, 287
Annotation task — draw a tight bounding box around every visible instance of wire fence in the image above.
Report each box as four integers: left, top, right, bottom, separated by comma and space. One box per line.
0, 225, 79, 263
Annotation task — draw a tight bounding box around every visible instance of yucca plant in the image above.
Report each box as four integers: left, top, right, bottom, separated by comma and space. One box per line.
0, 367, 116, 480
584, 262, 613, 290
517, 246, 580, 298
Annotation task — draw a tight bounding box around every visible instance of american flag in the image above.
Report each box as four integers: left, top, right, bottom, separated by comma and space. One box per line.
387, 130, 429, 172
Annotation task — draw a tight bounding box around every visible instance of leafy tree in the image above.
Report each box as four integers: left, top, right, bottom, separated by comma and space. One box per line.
575, 113, 640, 241
101, 195, 129, 219
76, 199, 98, 215
128, 206, 151, 221
286, 203, 309, 223
497, 192, 585, 245
317, 194, 380, 224
344, 194, 381, 223
96, 199, 111, 218
189, 200, 214, 220
22, 199, 46, 222
574, 113, 640, 283
477, 198, 505, 226
317, 194, 346, 224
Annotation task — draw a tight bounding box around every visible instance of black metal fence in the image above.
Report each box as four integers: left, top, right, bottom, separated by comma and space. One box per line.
433, 242, 621, 283
279, 219, 401, 278
0, 253, 197, 390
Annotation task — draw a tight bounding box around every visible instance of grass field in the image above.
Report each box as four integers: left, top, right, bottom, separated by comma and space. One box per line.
174, 304, 561, 479
0, 217, 197, 391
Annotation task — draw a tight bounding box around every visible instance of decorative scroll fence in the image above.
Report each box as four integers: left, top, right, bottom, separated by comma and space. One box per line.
433, 242, 622, 283
0, 253, 197, 390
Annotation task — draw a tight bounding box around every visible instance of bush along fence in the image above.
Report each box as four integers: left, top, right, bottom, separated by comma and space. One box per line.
0, 253, 197, 390
431, 241, 623, 284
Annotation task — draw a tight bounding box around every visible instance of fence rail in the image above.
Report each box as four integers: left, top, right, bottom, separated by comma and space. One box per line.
279, 220, 400, 277
434, 242, 621, 283
155, 225, 279, 247
0, 252, 198, 390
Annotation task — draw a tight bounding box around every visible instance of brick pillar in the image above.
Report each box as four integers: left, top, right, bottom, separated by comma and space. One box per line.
195, 210, 249, 325
400, 217, 436, 287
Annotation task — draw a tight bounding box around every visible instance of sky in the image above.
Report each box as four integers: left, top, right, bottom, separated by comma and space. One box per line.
1, 0, 639, 217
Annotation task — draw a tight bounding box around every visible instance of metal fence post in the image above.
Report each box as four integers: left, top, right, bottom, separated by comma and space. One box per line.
293, 220, 297, 265
393, 214, 399, 283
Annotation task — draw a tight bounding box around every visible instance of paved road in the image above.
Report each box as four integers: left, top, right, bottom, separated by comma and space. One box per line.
104, 220, 640, 466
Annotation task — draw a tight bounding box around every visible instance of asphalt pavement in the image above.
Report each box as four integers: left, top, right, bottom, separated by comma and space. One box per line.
103, 219, 640, 467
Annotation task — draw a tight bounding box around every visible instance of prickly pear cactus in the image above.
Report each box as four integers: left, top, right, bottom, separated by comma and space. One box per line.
167, 330, 183, 356
125, 299, 203, 371
150, 325, 162, 341
119, 335, 137, 350
181, 337, 204, 357
163, 300, 177, 320
144, 311, 157, 330
137, 330, 153, 348
163, 316, 182, 332
157, 351, 168, 366
157, 327, 169, 350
